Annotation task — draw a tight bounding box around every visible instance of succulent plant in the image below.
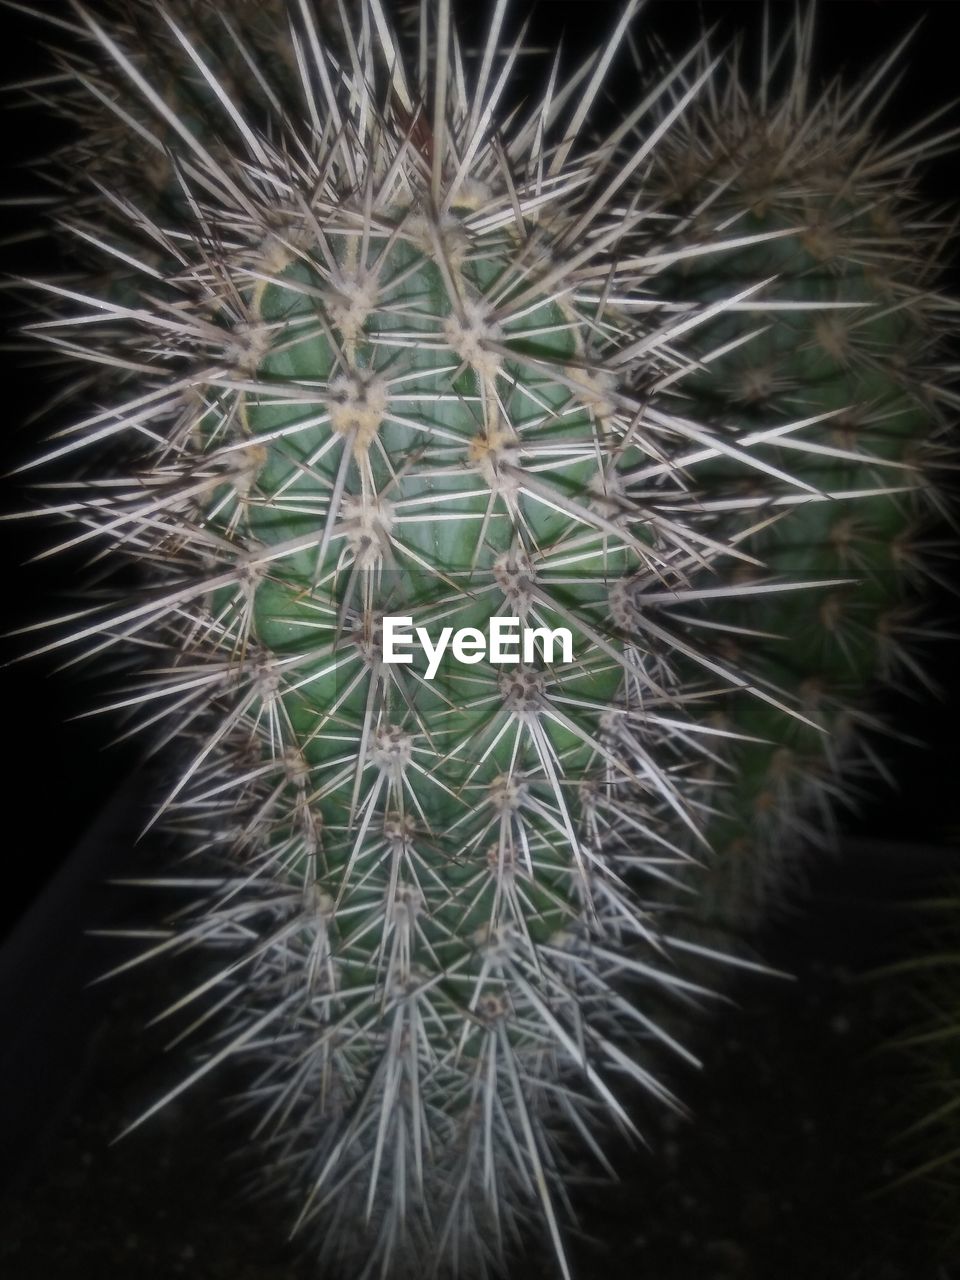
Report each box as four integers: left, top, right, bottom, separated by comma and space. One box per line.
639, 9, 959, 927
10, 1, 957, 1277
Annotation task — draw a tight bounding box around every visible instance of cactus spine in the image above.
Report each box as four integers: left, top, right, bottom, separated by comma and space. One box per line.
643, 11, 958, 925
14, 2, 957, 1276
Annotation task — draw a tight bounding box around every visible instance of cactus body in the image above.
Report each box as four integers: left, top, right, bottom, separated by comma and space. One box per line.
14, 2, 958, 1277
643, 15, 958, 924
25, 5, 741, 1274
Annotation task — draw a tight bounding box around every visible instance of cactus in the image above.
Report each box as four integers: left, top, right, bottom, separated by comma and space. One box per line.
11, 2, 957, 1277
638, 9, 959, 927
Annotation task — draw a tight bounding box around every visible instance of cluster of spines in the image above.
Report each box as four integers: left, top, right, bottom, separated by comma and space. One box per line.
632, 9, 960, 926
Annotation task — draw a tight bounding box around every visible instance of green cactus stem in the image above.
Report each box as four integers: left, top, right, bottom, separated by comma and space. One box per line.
643, 10, 959, 924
